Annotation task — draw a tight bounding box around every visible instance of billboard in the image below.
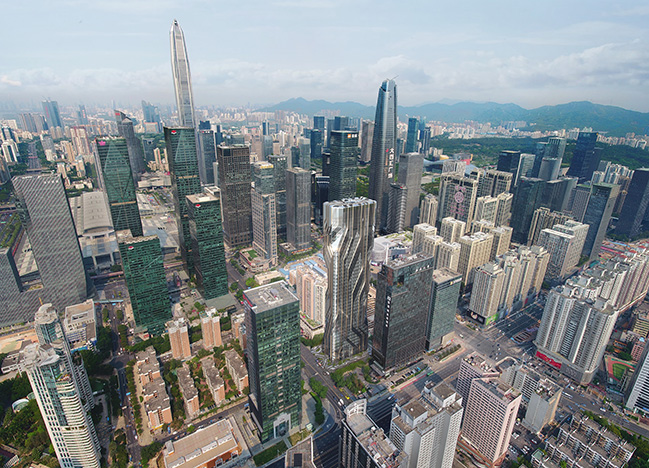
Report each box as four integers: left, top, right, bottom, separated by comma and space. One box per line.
536, 351, 562, 369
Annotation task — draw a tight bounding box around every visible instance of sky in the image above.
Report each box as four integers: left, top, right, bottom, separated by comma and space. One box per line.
2, 0, 649, 112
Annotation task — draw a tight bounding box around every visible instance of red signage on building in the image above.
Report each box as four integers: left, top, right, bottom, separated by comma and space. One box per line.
536, 351, 562, 369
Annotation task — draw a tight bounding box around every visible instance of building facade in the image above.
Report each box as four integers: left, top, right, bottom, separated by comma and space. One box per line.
217, 144, 253, 247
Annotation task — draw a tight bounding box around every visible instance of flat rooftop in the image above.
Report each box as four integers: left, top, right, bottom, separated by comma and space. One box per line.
186, 192, 219, 204
164, 419, 241, 468
244, 281, 298, 314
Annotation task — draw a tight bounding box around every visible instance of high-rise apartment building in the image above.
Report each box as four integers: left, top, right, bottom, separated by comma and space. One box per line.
1, 174, 87, 326
201, 308, 222, 350
567, 132, 600, 182
538, 220, 589, 279
420, 194, 438, 226
474, 196, 499, 225
96, 137, 143, 237
251, 162, 278, 268
582, 183, 619, 258
372, 254, 434, 369
491, 226, 513, 259
426, 269, 462, 350
437, 242, 461, 272
115, 110, 145, 181
217, 144, 253, 247
118, 232, 170, 335
412, 223, 437, 253
440, 217, 466, 243
469, 263, 506, 326
168, 317, 192, 360
438, 174, 478, 227
268, 154, 287, 239
187, 188, 228, 299
329, 130, 359, 201
616, 168, 649, 239
459, 378, 522, 468
398, 153, 424, 227
390, 382, 463, 468
458, 232, 494, 284
286, 167, 311, 251
323, 198, 375, 361
494, 192, 513, 227
368, 79, 398, 232
527, 208, 573, 246
42, 99, 62, 129
244, 282, 301, 441
456, 353, 501, 404
170, 20, 196, 128
165, 127, 202, 273
478, 170, 513, 198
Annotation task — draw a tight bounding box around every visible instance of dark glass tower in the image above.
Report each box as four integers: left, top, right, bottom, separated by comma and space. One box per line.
368, 79, 398, 232
115, 110, 145, 181
244, 282, 301, 442
426, 269, 462, 350
118, 233, 170, 335
398, 152, 424, 227
198, 129, 216, 185
567, 132, 600, 182
510, 177, 545, 243
41, 100, 62, 128
170, 20, 196, 128
286, 168, 312, 251
187, 189, 228, 300
405, 117, 419, 153
217, 144, 253, 247
329, 130, 359, 201
616, 168, 649, 239
164, 127, 202, 273
372, 253, 434, 369
96, 137, 143, 237
582, 183, 619, 258
309, 129, 323, 165
269, 154, 287, 239
497, 150, 522, 182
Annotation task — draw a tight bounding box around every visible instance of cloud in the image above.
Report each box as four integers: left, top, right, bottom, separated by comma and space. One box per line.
0, 76, 21, 87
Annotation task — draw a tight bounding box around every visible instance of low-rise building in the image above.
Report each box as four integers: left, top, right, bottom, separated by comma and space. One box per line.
136, 347, 161, 385
144, 380, 172, 430
224, 349, 248, 393
202, 358, 225, 405
177, 365, 200, 419
63, 299, 97, 350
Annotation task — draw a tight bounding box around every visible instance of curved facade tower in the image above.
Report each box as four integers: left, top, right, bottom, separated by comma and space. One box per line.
368, 79, 398, 233
322, 198, 375, 361
170, 20, 196, 128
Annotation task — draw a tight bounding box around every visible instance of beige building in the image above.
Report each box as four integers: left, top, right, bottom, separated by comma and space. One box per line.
440, 217, 466, 243
201, 308, 222, 350
456, 353, 500, 403
143, 378, 173, 429
225, 349, 249, 393
437, 242, 461, 273
469, 264, 505, 326
538, 220, 588, 279
136, 347, 161, 386
491, 226, 513, 260
494, 192, 513, 227
474, 196, 499, 225
419, 194, 438, 226
177, 365, 200, 419
458, 232, 493, 284
412, 223, 437, 253
438, 174, 478, 227
202, 358, 226, 405
168, 318, 192, 360
527, 207, 573, 246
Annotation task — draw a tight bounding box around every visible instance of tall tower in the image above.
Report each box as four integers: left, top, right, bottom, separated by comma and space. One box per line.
405, 117, 419, 153
286, 167, 312, 251
368, 79, 398, 232
114, 110, 145, 181
398, 152, 424, 227
426, 269, 462, 350
582, 183, 619, 258
329, 130, 359, 201
165, 127, 202, 273
616, 168, 649, 239
41, 99, 63, 129
567, 132, 601, 182
170, 20, 196, 128
251, 162, 278, 267
268, 154, 287, 239
217, 144, 253, 247
323, 198, 375, 361
96, 137, 143, 237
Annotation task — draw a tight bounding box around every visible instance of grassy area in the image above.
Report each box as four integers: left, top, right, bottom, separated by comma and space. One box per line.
612, 362, 631, 381
247, 249, 258, 259
253, 440, 288, 466
289, 429, 311, 446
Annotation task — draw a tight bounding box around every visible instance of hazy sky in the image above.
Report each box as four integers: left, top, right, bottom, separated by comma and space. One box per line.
2, 0, 649, 111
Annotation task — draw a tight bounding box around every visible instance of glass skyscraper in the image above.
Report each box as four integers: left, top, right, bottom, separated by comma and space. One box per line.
286, 167, 312, 251
41, 99, 62, 129
170, 19, 196, 128
217, 144, 253, 247
115, 110, 145, 181
96, 137, 143, 237
368, 79, 398, 232
165, 126, 202, 273
426, 269, 462, 350
244, 282, 301, 442
268, 154, 287, 239
118, 233, 170, 335
198, 129, 216, 185
582, 183, 619, 258
329, 130, 359, 202
567, 132, 601, 182
405, 117, 419, 153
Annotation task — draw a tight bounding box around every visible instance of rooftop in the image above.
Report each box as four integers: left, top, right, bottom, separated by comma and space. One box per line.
164, 419, 241, 468
186, 192, 219, 204
176, 366, 198, 401
244, 281, 298, 314
68, 191, 113, 235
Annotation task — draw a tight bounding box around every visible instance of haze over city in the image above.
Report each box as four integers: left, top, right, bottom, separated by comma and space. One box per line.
2, 0, 649, 110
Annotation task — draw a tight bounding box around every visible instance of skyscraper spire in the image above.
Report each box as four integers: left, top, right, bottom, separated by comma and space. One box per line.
170, 19, 196, 128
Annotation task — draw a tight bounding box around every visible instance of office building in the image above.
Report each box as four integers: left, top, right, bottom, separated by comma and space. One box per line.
616, 168, 649, 239
20, 342, 101, 468
567, 132, 600, 182
426, 269, 462, 350
118, 232, 170, 335
341, 399, 408, 468
456, 353, 501, 404
251, 162, 278, 268
329, 130, 359, 201
244, 282, 301, 441
516, 153, 536, 185
440, 217, 466, 243
217, 144, 253, 247
1, 174, 87, 326
459, 378, 522, 468
64, 300, 98, 351
474, 196, 499, 225
478, 170, 513, 198
170, 20, 196, 128
437, 242, 461, 272
390, 382, 463, 468
458, 232, 494, 284
386, 184, 408, 233
323, 198, 375, 361
438, 174, 478, 226
187, 189, 228, 299
493, 192, 513, 227
268, 154, 287, 239
372, 254, 434, 369
198, 129, 217, 185
538, 220, 589, 279
115, 110, 145, 181
165, 127, 202, 273
168, 317, 192, 360
286, 167, 311, 251
96, 137, 143, 237
368, 79, 398, 232
41, 99, 62, 129
566, 184, 592, 222
360, 120, 374, 163
626, 345, 649, 412
142, 100, 160, 126
469, 263, 505, 327
582, 183, 618, 258
491, 226, 513, 259
510, 177, 545, 243
398, 152, 424, 227
420, 194, 438, 226
201, 308, 222, 350
527, 208, 573, 246
497, 150, 522, 182
537, 137, 567, 181
309, 129, 321, 167
405, 118, 419, 153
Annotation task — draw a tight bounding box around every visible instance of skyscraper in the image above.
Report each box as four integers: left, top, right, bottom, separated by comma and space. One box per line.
426, 268, 462, 350
244, 282, 301, 441
626, 345, 649, 413
286, 167, 311, 251
170, 20, 196, 128
96, 137, 143, 237
217, 144, 253, 247
420, 194, 438, 226
368, 79, 398, 232
268, 154, 287, 239
2, 174, 87, 325
478, 170, 513, 198
386, 183, 408, 233
360, 120, 374, 163
510, 177, 545, 243
567, 132, 600, 182
118, 232, 170, 335
582, 183, 619, 258
497, 150, 522, 182
41, 99, 62, 129
187, 188, 228, 300
251, 162, 278, 268
309, 129, 321, 167
115, 110, 145, 181
198, 129, 217, 185
398, 152, 424, 227
616, 168, 649, 239
165, 127, 202, 273
438, 173, 478, 227
372, 254, 434, 369
323, 198, 375, 361
329, 130, 359, 201
405, 117, 419, 153
142, 100, 161, 127
538, 221, 589, 279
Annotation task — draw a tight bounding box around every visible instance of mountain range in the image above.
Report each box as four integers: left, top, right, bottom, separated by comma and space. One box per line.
258, 98, 649, 137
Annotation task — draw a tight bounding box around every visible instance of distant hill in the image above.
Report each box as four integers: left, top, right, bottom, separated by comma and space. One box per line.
258, 99, 649, 137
